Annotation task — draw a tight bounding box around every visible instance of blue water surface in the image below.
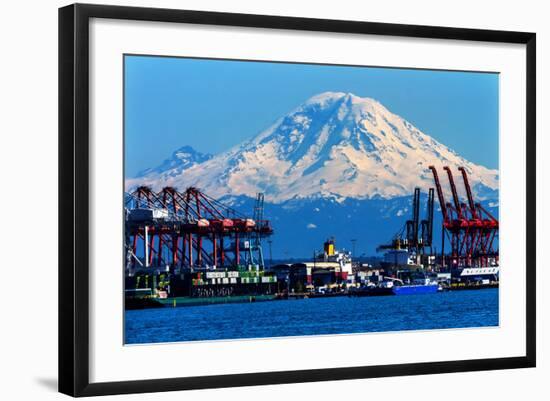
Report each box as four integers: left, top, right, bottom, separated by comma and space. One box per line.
125, 289, 498, 344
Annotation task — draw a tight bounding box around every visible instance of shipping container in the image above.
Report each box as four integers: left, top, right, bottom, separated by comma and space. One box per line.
206, 271, 225, 279
128, 208, 169, 221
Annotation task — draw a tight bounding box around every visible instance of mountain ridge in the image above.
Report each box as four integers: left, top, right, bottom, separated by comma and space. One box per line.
126, 92, 498, 203
133, 145, 212, 179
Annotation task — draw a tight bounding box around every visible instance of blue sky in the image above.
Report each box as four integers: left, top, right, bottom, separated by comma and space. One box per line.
125, 55, 499, 177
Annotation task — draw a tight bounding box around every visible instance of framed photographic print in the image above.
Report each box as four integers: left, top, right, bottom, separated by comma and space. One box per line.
58, 3, 536, 397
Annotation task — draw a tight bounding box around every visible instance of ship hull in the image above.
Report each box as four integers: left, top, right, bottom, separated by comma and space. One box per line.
349, 284, 439, 297
392, 284, 439, 295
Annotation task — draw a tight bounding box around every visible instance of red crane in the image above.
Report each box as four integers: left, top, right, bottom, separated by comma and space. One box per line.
125, 186, 273, 271
429, 166, 498, 269
429, 166, 452, 266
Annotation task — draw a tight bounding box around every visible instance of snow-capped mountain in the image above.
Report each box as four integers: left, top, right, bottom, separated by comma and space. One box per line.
126, 92, 498, 203
133, 145, 212, 179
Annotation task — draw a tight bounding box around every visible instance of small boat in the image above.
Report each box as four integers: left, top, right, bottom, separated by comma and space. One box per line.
349, 274, 439, 296
392, 282, 439, 295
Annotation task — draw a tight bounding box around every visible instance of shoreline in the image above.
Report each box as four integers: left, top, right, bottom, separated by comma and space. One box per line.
125, 285, 499, 310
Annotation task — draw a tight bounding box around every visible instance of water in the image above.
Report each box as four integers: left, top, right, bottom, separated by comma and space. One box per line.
125, 289, 498, 344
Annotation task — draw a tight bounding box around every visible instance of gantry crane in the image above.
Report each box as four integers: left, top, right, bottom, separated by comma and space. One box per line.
429, 166, 498, 268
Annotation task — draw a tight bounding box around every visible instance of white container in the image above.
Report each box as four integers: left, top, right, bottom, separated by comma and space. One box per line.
128, 208, 169, 221
197, 218, 210, 227
152, 208, 169, 219
206, 272, 225, 279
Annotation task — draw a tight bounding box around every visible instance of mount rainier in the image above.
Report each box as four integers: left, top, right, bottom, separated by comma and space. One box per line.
126, 92, 499, 257
127, 91, 498, 202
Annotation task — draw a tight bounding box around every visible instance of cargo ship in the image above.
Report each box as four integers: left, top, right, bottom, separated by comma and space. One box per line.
448, 265, 499, 290
454, 266, 499, 282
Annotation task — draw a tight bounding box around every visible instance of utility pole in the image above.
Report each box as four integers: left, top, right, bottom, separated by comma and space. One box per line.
268, 240, 273, 267
313, 249, 316, 268
351, 239, 357, 258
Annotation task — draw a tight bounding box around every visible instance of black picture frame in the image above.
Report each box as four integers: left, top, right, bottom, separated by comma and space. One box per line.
59, 3, 536, 397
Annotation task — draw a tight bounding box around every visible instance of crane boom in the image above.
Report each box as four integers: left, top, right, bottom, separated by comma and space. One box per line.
428, 166, 448, 222
443, 166, 463, 219
458, 167, 477, 219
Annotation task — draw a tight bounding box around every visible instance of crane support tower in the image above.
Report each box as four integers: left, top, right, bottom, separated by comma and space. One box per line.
405, 187, 421, 252
378, 187, 435, 266
420, 188, 435, 255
